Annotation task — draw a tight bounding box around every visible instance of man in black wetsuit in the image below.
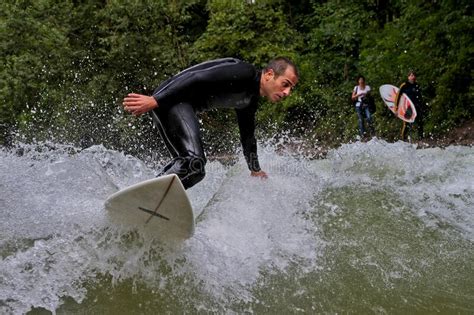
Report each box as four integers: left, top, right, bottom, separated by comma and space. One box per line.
395, 70, 426, 141
122, 57, 299, 189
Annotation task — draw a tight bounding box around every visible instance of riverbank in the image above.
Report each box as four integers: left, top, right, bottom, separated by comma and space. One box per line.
264, 118, 474, 161
419, 118, 474, 148
208, 119, 474, 164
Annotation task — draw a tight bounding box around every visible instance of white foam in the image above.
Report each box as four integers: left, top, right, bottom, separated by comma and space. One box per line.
1, 140, 473, 313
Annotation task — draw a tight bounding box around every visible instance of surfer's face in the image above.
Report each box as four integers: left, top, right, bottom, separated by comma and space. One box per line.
260, 67, 298, 103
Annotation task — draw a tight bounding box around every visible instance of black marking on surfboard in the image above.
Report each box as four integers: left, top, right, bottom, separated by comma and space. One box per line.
145, 175, 176, 224
138, 207, 170, 221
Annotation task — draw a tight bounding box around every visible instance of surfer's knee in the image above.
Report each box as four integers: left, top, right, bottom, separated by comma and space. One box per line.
181, 156, 206, 189
157, 156, 206, 189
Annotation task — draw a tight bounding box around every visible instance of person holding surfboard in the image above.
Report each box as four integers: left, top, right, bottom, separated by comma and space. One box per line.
394, 70, 425, 140
351, 75, 375, 139
122, 57, 299, 189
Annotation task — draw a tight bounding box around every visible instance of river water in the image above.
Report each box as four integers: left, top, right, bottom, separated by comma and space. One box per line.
1, 139, 473, 314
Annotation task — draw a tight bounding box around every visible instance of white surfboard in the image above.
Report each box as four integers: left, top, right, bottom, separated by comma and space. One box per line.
379, 84, 417, 123
105, 174, 194, 239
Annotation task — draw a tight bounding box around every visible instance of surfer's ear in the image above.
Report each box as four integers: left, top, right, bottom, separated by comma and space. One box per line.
263, 69, 275, 81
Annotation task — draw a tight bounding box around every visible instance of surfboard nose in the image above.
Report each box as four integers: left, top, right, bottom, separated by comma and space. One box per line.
105, 174, 195, 239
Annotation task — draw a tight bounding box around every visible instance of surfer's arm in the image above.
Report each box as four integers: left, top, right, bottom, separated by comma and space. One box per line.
152, 59, 255, 110
394, 91, 400, 110
394, 83, 406, 111
236, 104, 262, 174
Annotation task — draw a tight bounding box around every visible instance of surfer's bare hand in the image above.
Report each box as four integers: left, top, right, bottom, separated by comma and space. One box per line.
123, 93, 158, 116
251, 170, 268, 179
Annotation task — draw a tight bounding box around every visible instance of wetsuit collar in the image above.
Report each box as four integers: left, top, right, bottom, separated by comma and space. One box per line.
255, 70, 262, 96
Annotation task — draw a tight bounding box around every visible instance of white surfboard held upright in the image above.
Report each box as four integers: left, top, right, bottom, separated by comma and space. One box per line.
379, 84, 417, 123
105, 174, 194, 239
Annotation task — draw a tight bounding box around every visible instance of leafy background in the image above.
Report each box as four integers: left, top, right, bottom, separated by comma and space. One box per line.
1, 0, 472, 156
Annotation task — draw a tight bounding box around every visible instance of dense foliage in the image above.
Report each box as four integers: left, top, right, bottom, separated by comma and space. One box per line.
1, 0, 472, 154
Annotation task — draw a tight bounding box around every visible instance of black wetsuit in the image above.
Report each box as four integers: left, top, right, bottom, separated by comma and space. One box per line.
150, 58, 262, 189
399, 81, 425, 139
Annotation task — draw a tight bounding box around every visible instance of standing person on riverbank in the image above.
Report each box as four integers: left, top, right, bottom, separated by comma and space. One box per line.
122, 57, 299, 189
351, 75, 375, 139
395, 70, 426, 141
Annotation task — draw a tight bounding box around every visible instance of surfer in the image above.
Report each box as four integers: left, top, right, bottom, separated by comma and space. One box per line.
122, 57, 299, 189
394, 70, 425, 140
351, 75, 375, 139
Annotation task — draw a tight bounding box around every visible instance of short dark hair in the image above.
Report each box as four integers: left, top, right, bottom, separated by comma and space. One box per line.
265, 57, 299, 79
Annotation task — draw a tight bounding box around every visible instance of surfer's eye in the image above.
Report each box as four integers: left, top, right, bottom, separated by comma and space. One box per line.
282, 82, 292, 88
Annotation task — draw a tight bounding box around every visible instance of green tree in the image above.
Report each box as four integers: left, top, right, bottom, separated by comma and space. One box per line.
192, 0, 302, 66
190, 0, 304, 150
360, 0, 473, 136
278, 0, 379, 142
0, 0, 74, 143
1, 0, 472, 150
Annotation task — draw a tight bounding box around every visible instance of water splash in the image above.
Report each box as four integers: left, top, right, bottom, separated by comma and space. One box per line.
0, 140, 473, 313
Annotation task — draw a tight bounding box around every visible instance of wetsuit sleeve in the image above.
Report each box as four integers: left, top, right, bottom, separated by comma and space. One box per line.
236, 103, 261, 172
152, 59, 255, 109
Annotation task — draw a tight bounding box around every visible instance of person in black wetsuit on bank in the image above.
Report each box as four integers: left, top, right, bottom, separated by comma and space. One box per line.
395, 70, 426, 141
122, 57, 299, 189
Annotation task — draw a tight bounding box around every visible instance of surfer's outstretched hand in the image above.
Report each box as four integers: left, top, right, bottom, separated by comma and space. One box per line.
251, 170, 268, 179
123, 93, 158, 116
